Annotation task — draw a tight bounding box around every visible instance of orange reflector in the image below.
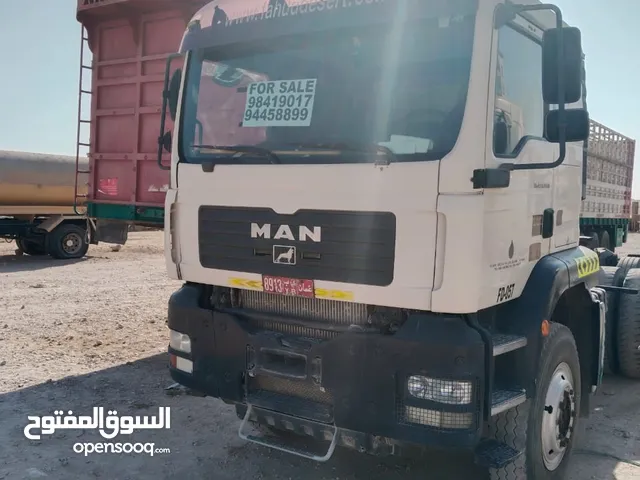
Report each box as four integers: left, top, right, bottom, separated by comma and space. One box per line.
169, 354, 177, 368
541, 320, 550, 337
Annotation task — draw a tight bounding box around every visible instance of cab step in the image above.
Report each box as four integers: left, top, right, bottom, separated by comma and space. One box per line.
491, 388, 527, 416
492, 333, 527, 356
239, 404, 338, 462
474, 438, 523, 469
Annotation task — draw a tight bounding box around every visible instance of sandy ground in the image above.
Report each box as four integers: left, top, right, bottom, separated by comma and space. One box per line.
0, 232, 639, 479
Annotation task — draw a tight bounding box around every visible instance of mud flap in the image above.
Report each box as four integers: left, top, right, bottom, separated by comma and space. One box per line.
95, 220, 129, 245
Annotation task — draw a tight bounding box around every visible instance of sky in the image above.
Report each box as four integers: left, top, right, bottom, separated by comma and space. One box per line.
0, 0, 638, 193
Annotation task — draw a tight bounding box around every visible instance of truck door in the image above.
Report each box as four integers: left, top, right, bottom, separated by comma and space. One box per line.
481, 16, 553, 307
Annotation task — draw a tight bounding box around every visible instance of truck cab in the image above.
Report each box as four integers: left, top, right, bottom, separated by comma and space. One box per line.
162, 1, 608, 477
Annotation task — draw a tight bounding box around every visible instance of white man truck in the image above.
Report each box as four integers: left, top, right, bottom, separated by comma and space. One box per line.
161, 1, 640, 478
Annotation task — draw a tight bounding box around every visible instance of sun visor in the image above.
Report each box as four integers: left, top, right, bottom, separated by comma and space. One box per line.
180, 0, 479, 53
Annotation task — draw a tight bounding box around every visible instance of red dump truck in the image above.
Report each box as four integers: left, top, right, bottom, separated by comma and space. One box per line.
75, 0, 209, 242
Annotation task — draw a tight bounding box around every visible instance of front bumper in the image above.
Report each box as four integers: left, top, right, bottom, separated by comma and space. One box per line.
168, 283, 487, 451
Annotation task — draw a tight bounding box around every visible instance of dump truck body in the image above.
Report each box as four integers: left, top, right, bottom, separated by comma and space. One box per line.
76, 0, 207, 227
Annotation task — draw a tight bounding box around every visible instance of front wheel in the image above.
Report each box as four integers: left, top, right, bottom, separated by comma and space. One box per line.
489, 323, 581, 479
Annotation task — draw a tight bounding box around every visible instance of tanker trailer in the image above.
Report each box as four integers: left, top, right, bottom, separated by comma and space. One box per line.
0, 150, 93, 259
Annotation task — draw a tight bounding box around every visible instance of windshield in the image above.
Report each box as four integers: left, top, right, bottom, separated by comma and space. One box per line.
180, 15, 475, 164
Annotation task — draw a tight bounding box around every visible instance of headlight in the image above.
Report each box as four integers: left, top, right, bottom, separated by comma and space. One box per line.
169, 330, 191, 354
407, 376, 472, 405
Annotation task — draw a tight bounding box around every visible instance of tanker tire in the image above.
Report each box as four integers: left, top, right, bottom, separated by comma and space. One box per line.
47, 224, 89, 260
488, 323, 581, 480
600, 230, 611, 250
16, 238, 46, 256
616, 269, 640, 379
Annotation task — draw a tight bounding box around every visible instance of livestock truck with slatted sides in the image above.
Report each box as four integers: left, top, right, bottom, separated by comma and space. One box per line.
156, 1, 640, 480
580, 121, 635, 251
75, 0, 636, 259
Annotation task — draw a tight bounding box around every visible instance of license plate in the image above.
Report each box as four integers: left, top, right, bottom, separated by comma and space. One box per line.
262, 275, 315, 298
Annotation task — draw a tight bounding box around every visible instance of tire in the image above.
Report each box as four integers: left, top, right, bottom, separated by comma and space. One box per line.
599, 266, 619, 374
46, 224, 89, 260
600, 230, 611, 250
616, 269, 640, 379
488, 324, 581, 480
610, 262, 636, 375
16, 238, 46, 256
615, 256, 640, 284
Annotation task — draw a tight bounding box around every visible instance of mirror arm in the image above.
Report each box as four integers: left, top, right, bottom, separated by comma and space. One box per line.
497, 3, 568, 171
500, 140, 566, 171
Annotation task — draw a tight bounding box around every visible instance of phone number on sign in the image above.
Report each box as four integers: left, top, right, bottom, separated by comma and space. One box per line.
243, 107, 311, 124
247, 93, 314, 110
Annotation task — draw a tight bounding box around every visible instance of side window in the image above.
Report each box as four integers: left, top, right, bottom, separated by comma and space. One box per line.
494, 25, 544, 155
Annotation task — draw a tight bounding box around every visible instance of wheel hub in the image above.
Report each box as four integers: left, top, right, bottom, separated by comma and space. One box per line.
62, 233, 82, 255
541, 362, 576, 471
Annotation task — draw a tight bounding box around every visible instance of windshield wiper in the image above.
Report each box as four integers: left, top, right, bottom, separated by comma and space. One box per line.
191, 144, 281, 164
286, 141, 397, 165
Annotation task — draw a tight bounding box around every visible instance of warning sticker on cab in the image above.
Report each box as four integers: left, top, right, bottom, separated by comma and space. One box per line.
242, 78, 317, 127
575, 253, 599, 278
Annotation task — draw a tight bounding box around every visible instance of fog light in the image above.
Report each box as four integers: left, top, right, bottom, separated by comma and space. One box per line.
407, 376, 472, 405
169, 330, 191, 354
404, 406, 474, 429
170, 354, 193, 373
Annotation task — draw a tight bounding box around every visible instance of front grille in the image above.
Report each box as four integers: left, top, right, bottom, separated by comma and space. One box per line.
198, 206, 396, 286
239, 290, 369, 339
250, 320, 337, 340
250, 375, 333, 405
240, 290, 368, 324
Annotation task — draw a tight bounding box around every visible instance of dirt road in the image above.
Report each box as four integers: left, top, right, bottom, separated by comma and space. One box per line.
1, 232, 639, 479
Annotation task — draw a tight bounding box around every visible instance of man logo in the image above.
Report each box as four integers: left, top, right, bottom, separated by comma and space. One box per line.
251, 223, 321, 242
273, 245, 296, 265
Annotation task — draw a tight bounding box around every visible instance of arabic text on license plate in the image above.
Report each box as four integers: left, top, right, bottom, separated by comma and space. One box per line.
262, 275, 315, 298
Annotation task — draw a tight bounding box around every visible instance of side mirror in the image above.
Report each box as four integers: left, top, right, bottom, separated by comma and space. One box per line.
542, 26, 583, 104
161, 131, 172, 153
494, 116, 509, 155
545, 108, 590, 143
168, 69, 182, 121
158, 53, 183, 171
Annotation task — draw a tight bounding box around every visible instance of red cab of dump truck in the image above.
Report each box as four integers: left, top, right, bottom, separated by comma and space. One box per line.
76, 0, 208, 225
